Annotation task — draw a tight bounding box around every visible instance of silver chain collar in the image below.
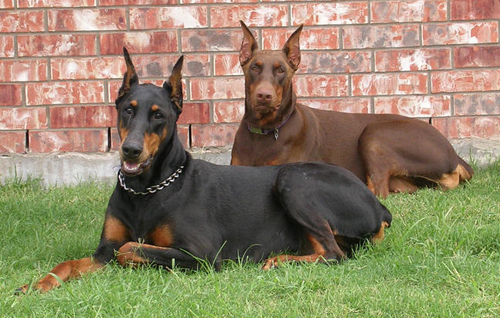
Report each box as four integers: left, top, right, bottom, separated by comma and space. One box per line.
118, 165, 184, 195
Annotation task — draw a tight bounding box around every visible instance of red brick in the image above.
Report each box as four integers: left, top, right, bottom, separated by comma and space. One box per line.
50, 106, 116, 129
454, 46, 500, 68
190, 77, 245, 100
343, 25, 419, 49
262, 27, 339, 50
181, 29, 242, 52
299, 51, 371, 74
130, 6, 207, 29
298, 98, 370, 113
178, 103, 210, 125
375, 48, 451, 72
371, 0, 447, 23
0, 107, 47, 130
0, 84, 22, 106
48, 9, 126, 31
182, 0, 255, 3
29, 130, 108, 153
423, 22, 498, 45
0, 0, 14, 8
432, 116, 500, 139
51, 57, 122, 80
431, 69, 500, 93
374, 96, 451, 117
100, 32, 178, 55
26, 81, 105, 106
210, 5, 288, 28
0, 36, 14, 58
0, 131, 25, 154
0, 60, 47, 82
18, 34, 96, 57
101, 0, 175, 5
0, 10, 44, 32
451, 0, 500, 20
294, 75, 349, 97
214, 54, 242, 76
454, 93, 500, 115
352, 73, 428, 96
110, 127, 120, 151
18, 0, 96, 7
191, 124, 238, 148
214, 101, 244, 123
178, 125, 190, 149
292, 2, 368, 25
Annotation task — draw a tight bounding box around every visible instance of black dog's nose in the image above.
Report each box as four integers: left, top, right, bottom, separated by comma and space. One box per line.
122, 142, 143, 159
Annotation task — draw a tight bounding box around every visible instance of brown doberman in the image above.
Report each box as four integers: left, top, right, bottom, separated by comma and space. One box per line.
231, 21, 474, 198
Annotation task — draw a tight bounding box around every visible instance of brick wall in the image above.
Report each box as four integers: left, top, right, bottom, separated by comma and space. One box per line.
1, 0, 499, 154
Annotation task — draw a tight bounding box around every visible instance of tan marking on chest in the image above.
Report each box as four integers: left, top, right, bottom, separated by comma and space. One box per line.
103, 216, 129, 243
148, 224, 174, 247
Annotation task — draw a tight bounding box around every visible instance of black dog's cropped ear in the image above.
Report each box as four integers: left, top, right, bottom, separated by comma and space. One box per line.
117, 47, 139, 104
282, 25, 303, 71
239, 20, 259, 66
164, 55, 184, 113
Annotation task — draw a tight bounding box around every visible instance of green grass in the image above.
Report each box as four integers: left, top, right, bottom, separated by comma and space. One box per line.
1, 162, 499, 317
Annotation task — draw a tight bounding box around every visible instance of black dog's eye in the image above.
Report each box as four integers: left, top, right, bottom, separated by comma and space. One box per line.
153, 112, 163, 120
124, 107, 133, 115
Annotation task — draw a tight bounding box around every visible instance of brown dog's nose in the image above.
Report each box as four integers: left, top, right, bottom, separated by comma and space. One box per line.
256, 88, 273, 103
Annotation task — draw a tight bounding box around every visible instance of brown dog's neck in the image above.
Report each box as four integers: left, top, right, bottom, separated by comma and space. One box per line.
244, 92, 297, 132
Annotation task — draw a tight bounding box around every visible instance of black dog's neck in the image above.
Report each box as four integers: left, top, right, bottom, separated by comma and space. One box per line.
122, 131, 187, 193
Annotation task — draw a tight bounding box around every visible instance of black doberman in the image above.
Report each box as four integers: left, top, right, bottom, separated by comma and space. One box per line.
17, 49, 392, 293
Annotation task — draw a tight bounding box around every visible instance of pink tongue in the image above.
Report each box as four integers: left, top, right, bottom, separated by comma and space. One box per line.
123, 161, 140, 172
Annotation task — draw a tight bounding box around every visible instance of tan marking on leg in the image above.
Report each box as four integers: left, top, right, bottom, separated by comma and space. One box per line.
262, 234, 345, 270
438, 170, 460, 190
117, 242, 148, 267
456, 163, 473, 182
366, 175, 376, 194
371, 221, 389, 244
20, 257, 104, 293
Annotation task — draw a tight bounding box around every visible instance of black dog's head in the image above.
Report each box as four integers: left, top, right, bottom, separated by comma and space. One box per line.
115, 48, 184, 177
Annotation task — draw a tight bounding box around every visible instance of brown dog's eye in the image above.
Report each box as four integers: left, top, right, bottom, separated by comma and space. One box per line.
251, 65, 259, 72
277, 67, 285, 74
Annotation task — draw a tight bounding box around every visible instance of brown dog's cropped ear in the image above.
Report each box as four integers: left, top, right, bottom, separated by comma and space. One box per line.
164, 55, 183, 113
282, 25, 303, 70
117, 47, 139, 104
239, 20, 259, 66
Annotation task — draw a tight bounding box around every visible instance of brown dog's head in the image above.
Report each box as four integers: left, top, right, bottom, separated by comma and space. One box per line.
239, 21, 302, 123
115, 48, 184, 177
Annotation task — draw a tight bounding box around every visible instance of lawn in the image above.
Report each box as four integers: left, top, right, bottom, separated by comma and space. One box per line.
1, 161, 499, 317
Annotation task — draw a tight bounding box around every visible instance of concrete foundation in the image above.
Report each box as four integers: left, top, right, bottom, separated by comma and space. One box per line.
0, 138, 498, 187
